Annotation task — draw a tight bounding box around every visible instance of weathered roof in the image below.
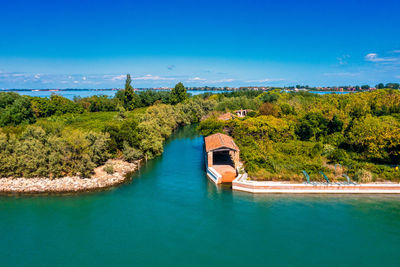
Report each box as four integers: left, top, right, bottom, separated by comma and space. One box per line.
205, 133, 239, 152
218, 112, 235, 121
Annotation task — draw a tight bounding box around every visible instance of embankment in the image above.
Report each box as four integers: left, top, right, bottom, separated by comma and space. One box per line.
0, 159, 141, 195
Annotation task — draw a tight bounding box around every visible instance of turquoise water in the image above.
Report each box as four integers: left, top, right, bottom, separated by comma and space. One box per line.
1, 125, 400, 266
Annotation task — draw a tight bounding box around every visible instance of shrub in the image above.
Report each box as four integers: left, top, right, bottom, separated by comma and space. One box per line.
197, 118, 225, 136
354, 169, 373, 183
328, 149, 349, 163
259, 103, 279, 117
123, 142, 143, 162
103, 164, 114, 174
0, 92, 36, 127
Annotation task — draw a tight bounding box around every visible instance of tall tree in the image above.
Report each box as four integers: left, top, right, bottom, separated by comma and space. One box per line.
170, 82, 187, 104
125, 74, 133, 91
116, 74, 138, 110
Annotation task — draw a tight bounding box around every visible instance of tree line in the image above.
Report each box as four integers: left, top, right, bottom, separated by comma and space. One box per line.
0, 74, 188, 127
0, 75, 215, 178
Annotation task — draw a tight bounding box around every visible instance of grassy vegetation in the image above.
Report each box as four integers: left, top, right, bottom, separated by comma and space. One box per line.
35, 108, 147, 132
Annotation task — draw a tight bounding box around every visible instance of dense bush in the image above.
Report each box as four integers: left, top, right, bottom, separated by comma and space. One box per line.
0, 92, 36, 127
103, 163, 115, 174
30, 95, 83, 117
0, 126, 110, 178
74, 95, 119, 112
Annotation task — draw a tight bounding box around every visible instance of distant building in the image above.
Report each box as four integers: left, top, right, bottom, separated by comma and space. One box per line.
234, 109, 252, 118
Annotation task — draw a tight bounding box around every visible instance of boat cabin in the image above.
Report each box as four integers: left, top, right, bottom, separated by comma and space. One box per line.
204, 133, 240, 184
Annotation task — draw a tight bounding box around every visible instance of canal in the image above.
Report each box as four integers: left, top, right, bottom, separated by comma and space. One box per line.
1, 125, 400, 266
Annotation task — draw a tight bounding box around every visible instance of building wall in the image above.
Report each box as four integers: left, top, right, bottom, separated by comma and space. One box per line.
207, 152, 213, 167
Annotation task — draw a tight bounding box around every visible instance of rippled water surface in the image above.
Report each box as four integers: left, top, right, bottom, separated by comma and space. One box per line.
1, 125, 400, 266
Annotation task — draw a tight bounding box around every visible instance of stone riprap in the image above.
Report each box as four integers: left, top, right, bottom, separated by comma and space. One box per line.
0, 159, 140, 194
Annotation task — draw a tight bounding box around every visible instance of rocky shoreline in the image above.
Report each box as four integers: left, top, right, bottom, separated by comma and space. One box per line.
0, 159, 141, 195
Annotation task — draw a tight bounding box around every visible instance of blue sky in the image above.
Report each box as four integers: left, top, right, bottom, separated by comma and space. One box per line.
0, 0, 399, 88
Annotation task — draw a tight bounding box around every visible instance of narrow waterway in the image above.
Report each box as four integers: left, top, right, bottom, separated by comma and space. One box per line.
1, 125, 400, 266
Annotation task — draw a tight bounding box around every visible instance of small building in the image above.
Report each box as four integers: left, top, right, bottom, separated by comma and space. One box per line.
204, 133, 240, 184
234, 109, 251, 118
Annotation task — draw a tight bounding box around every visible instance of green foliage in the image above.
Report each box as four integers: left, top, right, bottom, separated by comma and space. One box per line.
103, 164, 114, 174
199, 89, 400, 181
296, 112, 329, 141
170, 82, 187, 104
123, 142, 143, 162
354, 169, 373, 183
346, 115, 400, 163
215, 96, 261, 112
197, 118, 224, 135
0, 126, 110, 178
280, 103, 295, 115
0, 92, 36, 127
260, 91, 279, 103
138, 99, 215, 160
259, 102, 279, 116
30, 94, 83, 117
115, 74, 140, 110
74, 95, 119, 112
125, 74, 133, 91
327, 148, 349, 163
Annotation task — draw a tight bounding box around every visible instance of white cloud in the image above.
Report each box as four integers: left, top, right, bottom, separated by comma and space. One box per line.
207, 78, 235, 83
246, 78, 284, 83
337, 55, 350, 65
82, 76, 87, 81
323, 72, 360, 77
188, 77, 206, 81
12, 73, 26, 77
111, 74, 126, 81
132, 74, 176, 81
34, 74, 40, 79
365, 53, 396, 62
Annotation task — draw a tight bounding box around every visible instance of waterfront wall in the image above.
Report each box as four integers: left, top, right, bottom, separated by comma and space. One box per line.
232, 178, 400, 194
206, 167, 222, 184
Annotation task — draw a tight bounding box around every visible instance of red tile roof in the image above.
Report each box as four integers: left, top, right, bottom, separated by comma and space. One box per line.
205, 133, 239, 152
218, 113, 235, 121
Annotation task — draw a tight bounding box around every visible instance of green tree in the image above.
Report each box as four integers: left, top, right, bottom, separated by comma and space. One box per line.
296, 112, 329, 141
125, 74, 133, 90
170, 82, 187, 104
0, 92, 36, 127
347, 115, 400, 163
115, 74, 139, 110
385, 83, 400, 89
376, 83, 385, 89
